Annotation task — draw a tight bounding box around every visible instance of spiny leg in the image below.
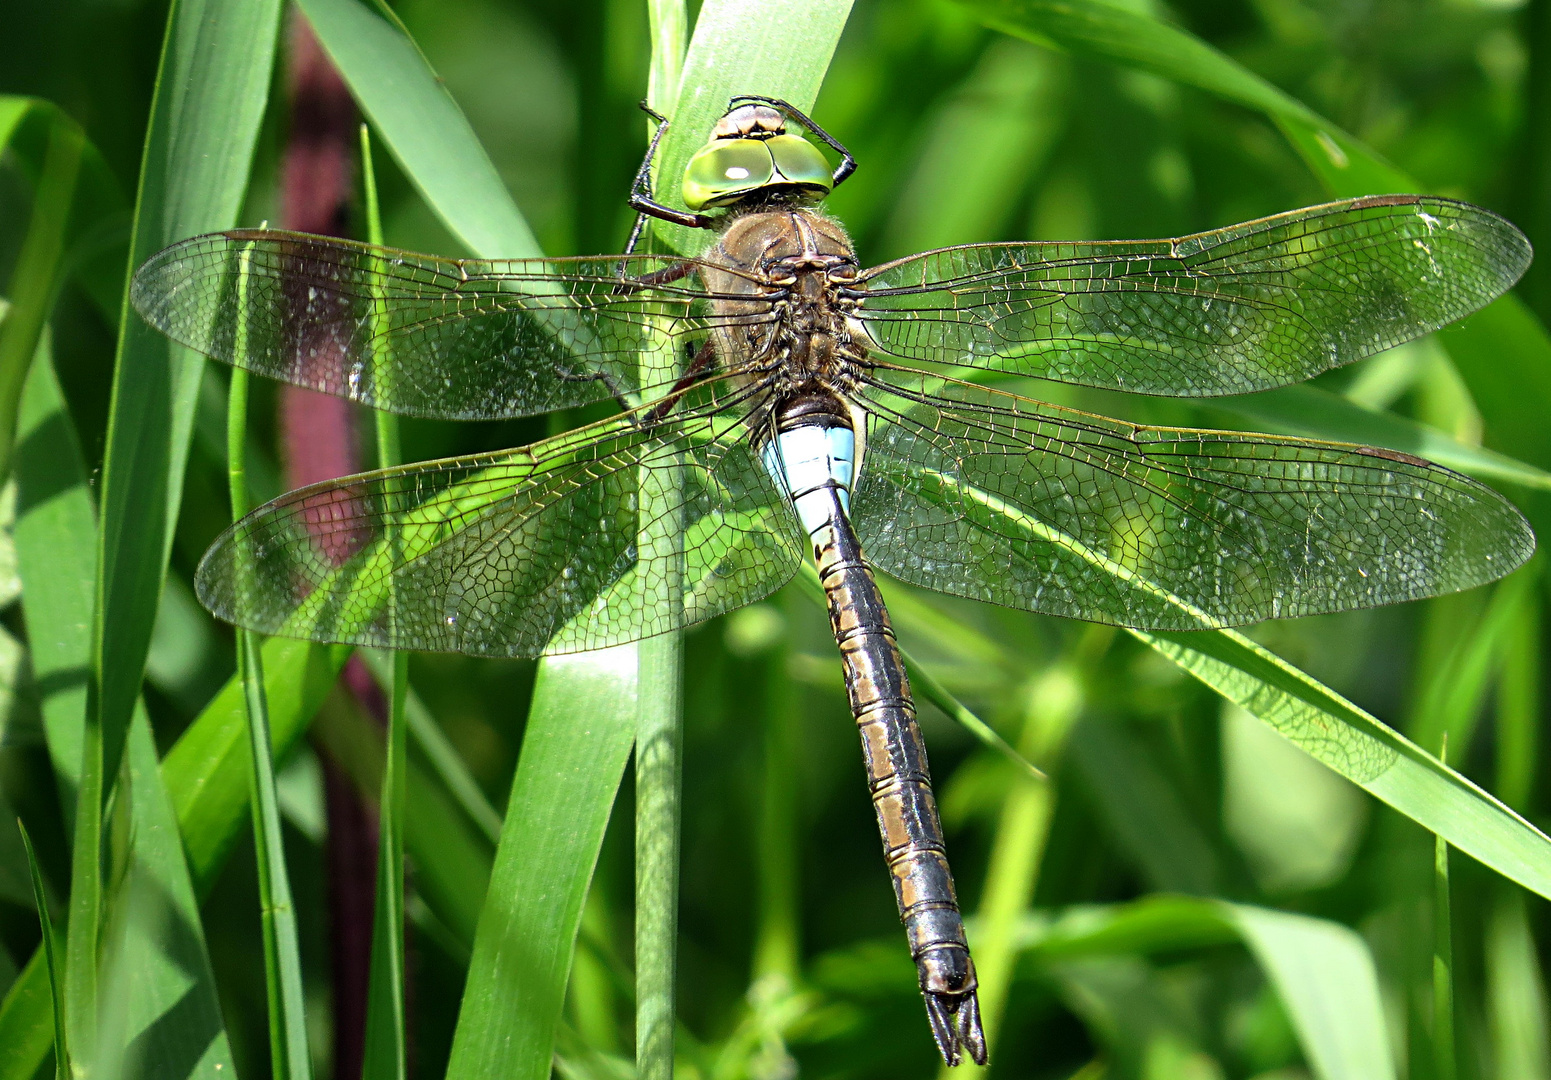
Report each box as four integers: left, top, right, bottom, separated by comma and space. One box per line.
623, 100, 714, 259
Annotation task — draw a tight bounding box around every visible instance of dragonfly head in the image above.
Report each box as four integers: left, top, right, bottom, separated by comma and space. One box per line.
682, 100, 833, 212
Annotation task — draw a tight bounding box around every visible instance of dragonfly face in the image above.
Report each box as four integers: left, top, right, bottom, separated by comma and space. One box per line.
130, 95, 1537, 1068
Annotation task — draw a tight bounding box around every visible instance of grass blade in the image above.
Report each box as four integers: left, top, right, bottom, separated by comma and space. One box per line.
636, 8, 854, 1073
228, 361, 312, 1080
1222, 904, 1397, 1080
288, 11, 641, 1075
1031, 897, 1397, 1080
294, 0, 539, 259
4, 342, 235, 1079
1134, 626, 1551, 903
947, 664, 1081, 1078
359, 126, 408, 1080
17, 821, 66, 1080
0, 111, 81, 481
442, 655, 637, 1080
1434, 806, 1457, 1080
77, 0, 282, 1069
1211, 385, 1551, 493
634, 11, 687, 1076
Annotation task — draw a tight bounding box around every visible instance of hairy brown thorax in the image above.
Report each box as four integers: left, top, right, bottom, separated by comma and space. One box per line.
699, 207, 867, 403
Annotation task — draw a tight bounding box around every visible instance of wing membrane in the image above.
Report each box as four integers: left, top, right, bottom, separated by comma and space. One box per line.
196, 393, 805, 656
854, 196, 1529, 397
851, 373, 1534, 630
131, 230, 778, 420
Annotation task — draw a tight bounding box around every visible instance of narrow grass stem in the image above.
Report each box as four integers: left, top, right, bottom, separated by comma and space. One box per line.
359, 123, 409, 1080
230, 363, 313, 1080
637, 13, 687, 1078
1433, 734, 1457, 1080
636, 630, 684, 1080
754, 623, 800, 985
943, 662, 1082, 1079
19, 822, 68, 1080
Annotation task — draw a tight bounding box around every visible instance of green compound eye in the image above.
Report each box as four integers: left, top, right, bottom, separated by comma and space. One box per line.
683, 140, 776, 210
681, 133, 834, 211
766, 134, 832, 191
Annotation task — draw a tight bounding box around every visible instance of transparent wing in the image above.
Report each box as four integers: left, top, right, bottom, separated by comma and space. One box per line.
853, 196, 1530, 397
851, 372, 1535, 630
131, 230, 777, 419
195, 390, 805, 656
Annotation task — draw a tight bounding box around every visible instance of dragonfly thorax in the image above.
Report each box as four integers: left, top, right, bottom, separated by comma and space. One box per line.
702, 208, 868, 403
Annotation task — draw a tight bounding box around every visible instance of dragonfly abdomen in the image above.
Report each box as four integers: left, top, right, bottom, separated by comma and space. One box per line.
763, 399, 987, 1066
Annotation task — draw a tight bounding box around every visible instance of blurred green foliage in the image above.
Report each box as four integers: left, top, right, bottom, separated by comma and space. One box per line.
0, 0, 1549, 1078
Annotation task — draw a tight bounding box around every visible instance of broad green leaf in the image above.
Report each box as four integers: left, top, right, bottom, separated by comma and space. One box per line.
79, 0, 281, 1071
1223, 904, 1396, 1080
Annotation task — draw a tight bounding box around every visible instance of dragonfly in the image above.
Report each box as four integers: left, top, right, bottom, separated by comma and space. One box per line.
131, 95, 1535, 1066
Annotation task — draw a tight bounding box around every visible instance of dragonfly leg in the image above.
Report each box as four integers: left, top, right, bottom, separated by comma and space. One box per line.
640, 338, 717, 424
728, 94, 857, 188
623, 100, 715, 256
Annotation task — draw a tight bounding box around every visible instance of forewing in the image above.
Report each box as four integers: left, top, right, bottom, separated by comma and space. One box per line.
195, 400, 805, 656
851, 374, 1534, 630
131, 230, 771, 419
854, 196, 1529, 397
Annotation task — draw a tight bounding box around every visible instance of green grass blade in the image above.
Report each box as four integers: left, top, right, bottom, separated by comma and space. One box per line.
1134, 625, 1551, 902
1221, 904, 1397, 1080
947, 665, 1080, 1079
309, 690, 494, 948
637, 11, 853, 1074
1410, 570, 1536, 759
634, 11, 687, 1076
358, 651, 501, 843
228, 362, 312, 1080
1030, 897, 1395, 1080
647, 0, 854, 255
359, 125, 408, 1080
1487, 888, 1551, 1079
78, 0, 281, 1068
0, 96, 131, 330
1434, 814, 1457, 1080
294, 0, 540, 259
17, 821, 66, 1080
12, 337, 236, 1080
443, 655, 636, 1080
291, 13, 645, 1072
0, 111, 81, 482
